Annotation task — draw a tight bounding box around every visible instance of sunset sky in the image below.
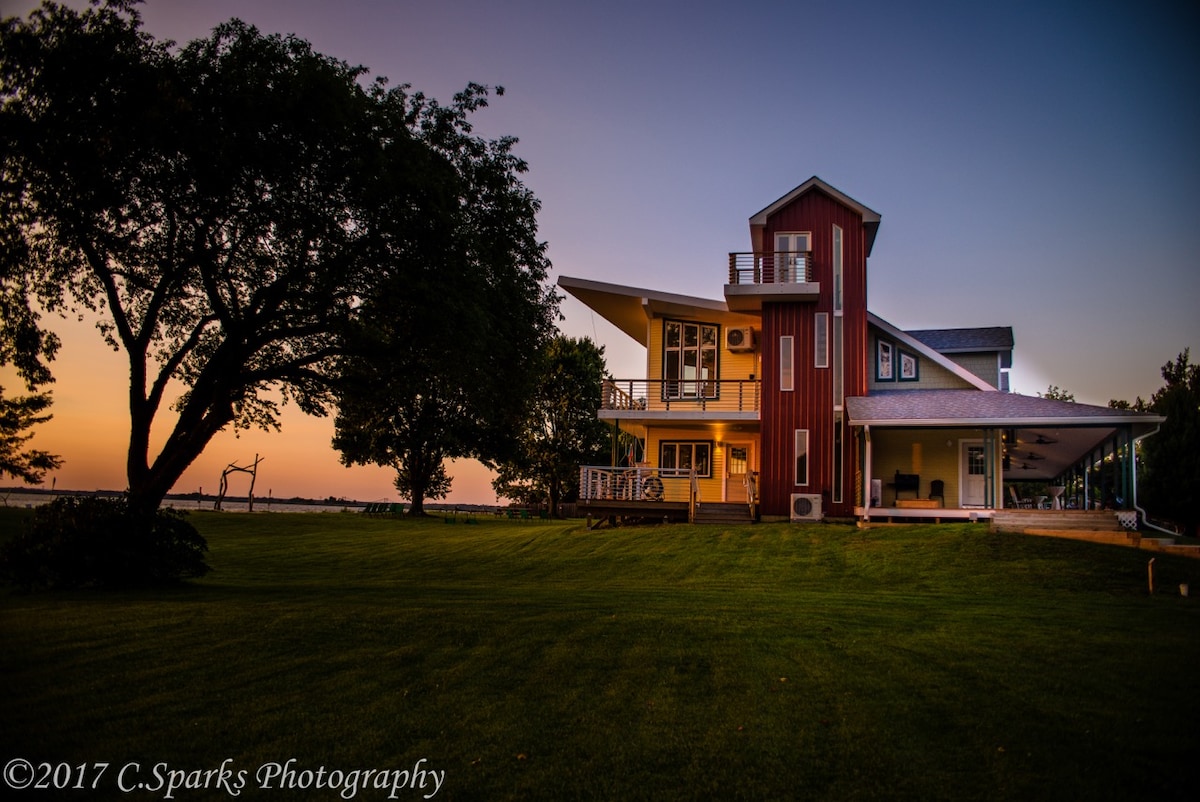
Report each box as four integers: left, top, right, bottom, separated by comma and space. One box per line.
2, 0, 1198, 504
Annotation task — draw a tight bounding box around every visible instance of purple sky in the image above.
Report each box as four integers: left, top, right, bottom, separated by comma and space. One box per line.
4, 0, 1198, 502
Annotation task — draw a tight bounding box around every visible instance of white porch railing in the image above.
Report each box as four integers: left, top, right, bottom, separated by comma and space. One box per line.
578, 465, 696, 504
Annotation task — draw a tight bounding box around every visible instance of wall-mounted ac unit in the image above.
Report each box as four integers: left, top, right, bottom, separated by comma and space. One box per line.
790, 493, 823, 522
726, 326, 756, 352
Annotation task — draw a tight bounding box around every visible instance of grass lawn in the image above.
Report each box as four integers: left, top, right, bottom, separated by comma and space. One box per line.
2, 507, 1198, 801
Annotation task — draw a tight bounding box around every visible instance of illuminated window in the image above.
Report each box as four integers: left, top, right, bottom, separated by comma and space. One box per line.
660, 441, 713, 478
663, 320, 718, 400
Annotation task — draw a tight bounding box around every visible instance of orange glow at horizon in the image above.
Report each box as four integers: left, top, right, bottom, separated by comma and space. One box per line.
1, 313, 500, 504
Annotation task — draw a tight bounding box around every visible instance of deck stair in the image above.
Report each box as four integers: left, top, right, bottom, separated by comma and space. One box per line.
693, 502, 755, 525
991, 510, 1200, 559
991, 510, 1124, 534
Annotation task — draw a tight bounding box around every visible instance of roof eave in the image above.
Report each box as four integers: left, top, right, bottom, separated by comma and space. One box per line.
749, 176, 882, 257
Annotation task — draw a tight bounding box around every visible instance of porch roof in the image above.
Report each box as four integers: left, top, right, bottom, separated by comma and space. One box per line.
845, 389, 1163, 431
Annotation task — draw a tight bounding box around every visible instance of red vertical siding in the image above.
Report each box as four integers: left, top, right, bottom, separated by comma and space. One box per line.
759, 188, 869, 518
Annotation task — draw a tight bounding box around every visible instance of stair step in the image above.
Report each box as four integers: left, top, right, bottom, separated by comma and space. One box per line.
694, 503, 753, 524
991, 511, 1124, 533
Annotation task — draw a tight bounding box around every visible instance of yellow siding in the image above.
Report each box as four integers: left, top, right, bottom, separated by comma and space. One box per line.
645, 426, 737, 503
868, 334, 975, 392
945, 353, 999, 388
721, 348, 759, 381
869, 429, 1001, 507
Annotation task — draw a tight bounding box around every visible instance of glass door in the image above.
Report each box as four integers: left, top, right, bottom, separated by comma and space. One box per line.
774, 232, 810, 283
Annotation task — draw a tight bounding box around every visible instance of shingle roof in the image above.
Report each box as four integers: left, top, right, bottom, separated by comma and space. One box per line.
846, 389, 1161, 428
905, 327, 1014, 353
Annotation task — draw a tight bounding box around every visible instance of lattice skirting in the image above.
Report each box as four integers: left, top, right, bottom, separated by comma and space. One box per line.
1117, 511, 1139, 530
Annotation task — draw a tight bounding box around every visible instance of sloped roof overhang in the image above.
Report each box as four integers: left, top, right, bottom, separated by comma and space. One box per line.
846, 389, 1162, 432
557, 276, 754, 346
869, 313, 997, 391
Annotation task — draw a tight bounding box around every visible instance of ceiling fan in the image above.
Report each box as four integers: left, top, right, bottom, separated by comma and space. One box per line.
1023, 452, 1046, 461
1033, 434, 1058, 445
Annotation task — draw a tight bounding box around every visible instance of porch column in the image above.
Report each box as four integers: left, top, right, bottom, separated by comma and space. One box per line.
862, 425, 872, 517
983, 428, 995, 509
1119, 425, 1133, 508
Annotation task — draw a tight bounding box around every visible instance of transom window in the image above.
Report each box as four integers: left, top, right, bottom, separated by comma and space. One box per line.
660, 441, 713, 478
663, 320, 718, 400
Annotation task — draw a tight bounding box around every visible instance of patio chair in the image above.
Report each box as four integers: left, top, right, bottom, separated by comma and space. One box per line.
1008, 486, 1032, 509
929, 479, 945, 507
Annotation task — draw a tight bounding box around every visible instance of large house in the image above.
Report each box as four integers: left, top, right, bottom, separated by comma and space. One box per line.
560, 177, 1164, 524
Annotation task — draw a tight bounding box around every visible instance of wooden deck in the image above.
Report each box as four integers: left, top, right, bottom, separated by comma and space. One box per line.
577, 499, 691, 527
855, 506, 993, 524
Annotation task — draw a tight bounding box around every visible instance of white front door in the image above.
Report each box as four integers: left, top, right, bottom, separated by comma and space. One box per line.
725, 443, 751, 503
960, 441, 987, 507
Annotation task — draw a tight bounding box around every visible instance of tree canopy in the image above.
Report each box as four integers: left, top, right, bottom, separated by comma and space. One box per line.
491, 336, 612, 515
1137, 350, 1200, 536
0, 385, 62, 485
0, 1, 556, 513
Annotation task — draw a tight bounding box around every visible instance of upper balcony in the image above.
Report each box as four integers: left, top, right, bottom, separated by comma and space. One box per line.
600, 379, 760, 425
724, 251, 819, 311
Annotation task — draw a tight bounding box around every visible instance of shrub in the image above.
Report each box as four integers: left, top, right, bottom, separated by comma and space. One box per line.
0, 496, 210, 590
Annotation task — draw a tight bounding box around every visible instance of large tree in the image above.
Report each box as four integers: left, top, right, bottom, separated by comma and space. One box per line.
333, 261, 552, 515
1137, 350, 1200, 537
0, 1, 555, 514
491, 336, 611, 515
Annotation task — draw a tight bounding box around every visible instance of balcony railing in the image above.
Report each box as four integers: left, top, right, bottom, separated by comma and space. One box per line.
602, 379, 760, 415
728, 251, 813, 285
579, 465, 697, 504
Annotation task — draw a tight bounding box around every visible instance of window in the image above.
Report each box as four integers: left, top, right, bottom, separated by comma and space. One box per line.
794, 430, 809, 486
660, 441, 713, 478
876, 340, 894, 381
832, 412, 843, 503
967, 445, 986, 476
774, 232, 811, 283
815, 313, 829, 368
780, 335, 794, 391
899, 350, 919, 381
663, 320, 718, 400
832, 224, 843, 312
833, 316, 843, 406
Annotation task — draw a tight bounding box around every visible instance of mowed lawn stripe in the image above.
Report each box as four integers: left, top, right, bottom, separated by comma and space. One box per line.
2, 509, 1197, 800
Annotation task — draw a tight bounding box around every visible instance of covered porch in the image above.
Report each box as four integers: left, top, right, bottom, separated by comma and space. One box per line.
847, 390, 1164, 525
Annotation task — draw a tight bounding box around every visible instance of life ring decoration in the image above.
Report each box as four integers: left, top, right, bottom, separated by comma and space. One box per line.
643, 476, 665, 501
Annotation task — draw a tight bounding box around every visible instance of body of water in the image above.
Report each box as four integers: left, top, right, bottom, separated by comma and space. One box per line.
0, 491, 364, 514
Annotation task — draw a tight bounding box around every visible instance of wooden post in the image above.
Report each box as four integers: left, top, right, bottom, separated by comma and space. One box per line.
1148, 558, 1156, 595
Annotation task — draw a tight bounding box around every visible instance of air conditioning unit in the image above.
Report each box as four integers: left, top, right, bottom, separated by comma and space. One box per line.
790, 493, 823, 522
725, 326, 756, 352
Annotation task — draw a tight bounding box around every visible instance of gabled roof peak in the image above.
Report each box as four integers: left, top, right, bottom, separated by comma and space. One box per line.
749, 176, 882, 255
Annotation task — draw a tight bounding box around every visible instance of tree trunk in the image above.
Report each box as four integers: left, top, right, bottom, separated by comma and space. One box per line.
125, 380, 236, 516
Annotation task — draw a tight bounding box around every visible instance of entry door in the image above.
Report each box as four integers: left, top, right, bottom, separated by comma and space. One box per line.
726, 444, 752, 503
774, 232, 810, 283
960, 441, 987, 507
